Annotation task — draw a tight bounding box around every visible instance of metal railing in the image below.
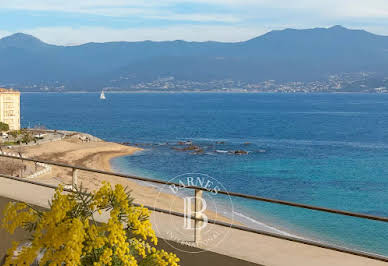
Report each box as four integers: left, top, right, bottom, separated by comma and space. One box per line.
0, 153, 388, 262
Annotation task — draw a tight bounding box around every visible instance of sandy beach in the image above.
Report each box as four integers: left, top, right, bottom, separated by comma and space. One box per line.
4, 133, 233, 224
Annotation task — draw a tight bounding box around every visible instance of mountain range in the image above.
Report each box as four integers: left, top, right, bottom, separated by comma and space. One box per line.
1, 25, 388, 91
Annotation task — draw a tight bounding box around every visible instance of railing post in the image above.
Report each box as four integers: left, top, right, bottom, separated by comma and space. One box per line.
18, 152, 23, 178
194, 189, 203, 244
72, 168, 78, 190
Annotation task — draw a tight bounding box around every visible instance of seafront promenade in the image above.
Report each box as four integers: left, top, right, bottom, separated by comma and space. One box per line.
0, 134, 387, 265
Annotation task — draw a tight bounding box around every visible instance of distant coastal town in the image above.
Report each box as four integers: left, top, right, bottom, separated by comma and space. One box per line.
114, 72, 388, 93
3, 72, 388, 93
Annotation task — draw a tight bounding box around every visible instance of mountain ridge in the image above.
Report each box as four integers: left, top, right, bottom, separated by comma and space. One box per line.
1, 26, 388, 91
2, 25, 387, 47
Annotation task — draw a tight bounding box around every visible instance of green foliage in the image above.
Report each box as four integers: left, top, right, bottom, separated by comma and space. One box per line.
21, 132, 34, 144
1, 141, 17, 146
0, 122, 9, 132
8, 130, 19, 138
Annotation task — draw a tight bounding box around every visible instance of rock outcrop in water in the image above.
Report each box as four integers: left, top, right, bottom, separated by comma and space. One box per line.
173, 144, 204, 154
122, 140, 262, 156
232, 150, 248, 155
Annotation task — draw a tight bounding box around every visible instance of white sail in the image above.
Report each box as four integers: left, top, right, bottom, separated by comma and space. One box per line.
100, 91, 106, 100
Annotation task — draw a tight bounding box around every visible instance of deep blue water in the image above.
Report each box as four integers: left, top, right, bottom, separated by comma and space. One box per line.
22, 92, 388, 255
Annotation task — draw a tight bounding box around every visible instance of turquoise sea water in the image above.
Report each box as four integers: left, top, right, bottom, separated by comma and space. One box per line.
22, 92, 388, 255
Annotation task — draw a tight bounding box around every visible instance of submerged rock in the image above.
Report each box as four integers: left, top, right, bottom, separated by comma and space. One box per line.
172, 144, 203, 154
183, 145, 201, 151
232, 150, 248, 155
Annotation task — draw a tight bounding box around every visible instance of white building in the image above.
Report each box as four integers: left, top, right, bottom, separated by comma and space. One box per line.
0, 88, 21, 131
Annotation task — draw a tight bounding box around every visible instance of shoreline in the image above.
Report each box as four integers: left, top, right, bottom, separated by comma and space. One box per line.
2, 130, 315, 242
9, 134, 237, 226
20, 130, 302, 239
1, 130, 308, 242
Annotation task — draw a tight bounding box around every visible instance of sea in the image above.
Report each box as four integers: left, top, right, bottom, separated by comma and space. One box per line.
22, 92, 388, 256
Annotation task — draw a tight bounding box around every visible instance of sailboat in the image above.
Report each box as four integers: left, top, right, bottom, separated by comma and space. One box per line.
100, 90, 106, 100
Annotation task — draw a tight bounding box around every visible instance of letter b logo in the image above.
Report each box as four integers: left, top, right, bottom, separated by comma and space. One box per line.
183, 197, 208, 230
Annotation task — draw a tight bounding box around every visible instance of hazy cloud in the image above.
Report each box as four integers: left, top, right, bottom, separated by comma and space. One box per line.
1, 0, 387, 18
0, 0, 387, 43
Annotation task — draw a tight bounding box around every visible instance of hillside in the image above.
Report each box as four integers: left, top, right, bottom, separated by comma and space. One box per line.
1, 26, 388, 92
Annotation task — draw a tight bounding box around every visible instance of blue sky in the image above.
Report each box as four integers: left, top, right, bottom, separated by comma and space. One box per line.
0, 0, 387, 45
